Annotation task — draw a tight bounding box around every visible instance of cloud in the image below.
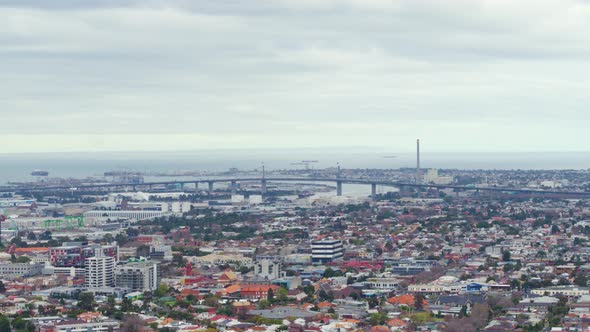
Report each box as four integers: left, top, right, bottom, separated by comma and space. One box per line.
0, 0, 590, 152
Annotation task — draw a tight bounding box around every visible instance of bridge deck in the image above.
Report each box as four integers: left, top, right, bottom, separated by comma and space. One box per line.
0, 177, 589, 196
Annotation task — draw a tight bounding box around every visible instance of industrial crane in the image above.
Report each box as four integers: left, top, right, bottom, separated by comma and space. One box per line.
290, 160, 319, 170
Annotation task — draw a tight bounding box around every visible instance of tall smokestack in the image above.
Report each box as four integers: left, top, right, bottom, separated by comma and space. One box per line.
416, 139, 421, 184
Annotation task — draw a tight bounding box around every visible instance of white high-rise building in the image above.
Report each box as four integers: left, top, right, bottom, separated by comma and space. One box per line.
311, 239, 344, 264
254, 257, 282, 280
85, 251, 115, 288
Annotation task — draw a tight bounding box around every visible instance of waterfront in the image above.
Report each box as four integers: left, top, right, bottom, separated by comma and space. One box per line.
2, 149, 590, 184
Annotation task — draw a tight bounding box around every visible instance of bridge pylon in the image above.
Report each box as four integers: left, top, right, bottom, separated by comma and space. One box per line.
261, 179, 267, 195
230, 180, 237, 195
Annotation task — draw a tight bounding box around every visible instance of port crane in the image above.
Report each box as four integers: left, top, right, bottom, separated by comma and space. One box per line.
290, 160, 319, 170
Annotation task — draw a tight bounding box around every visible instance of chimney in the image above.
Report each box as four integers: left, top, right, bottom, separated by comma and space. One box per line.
416, 139, 421, 184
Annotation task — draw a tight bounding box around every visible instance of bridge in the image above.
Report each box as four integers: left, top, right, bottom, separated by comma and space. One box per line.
2, 177, 590, 198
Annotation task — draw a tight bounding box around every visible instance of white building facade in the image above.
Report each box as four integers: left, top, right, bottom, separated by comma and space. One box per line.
85, 252, 115, 288
311, 239, 344, 264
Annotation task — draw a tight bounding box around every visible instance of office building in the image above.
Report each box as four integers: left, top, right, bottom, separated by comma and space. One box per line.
115, 261, 159, 292
0, 262, 44, 277
311, 239, 344, 264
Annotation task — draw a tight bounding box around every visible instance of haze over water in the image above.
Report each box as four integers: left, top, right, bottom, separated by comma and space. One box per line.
1, 149, 589, 185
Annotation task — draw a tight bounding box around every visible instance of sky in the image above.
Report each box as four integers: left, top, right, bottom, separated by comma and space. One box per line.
1, 0, 590, 153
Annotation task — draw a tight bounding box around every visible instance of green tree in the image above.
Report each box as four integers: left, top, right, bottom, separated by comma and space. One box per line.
74, 236, 88, 243
302, 285, 315, 297
172, 253, 184, 266
369, 312, 388, 325
126, 228, 140, 237
323, 267, 335, 278
258, 299, 270, 309
318, 290, 331, 301
115, 233, 128, 245
0, 314, 10, 332
78, 292, 95, 311
102, 234, 114, 244
24, 321, 35, 332
121, 297, 133, 312
11, 317, 27, 330
154, 283, 169, 297
575, 274, 588, 287
503, 250, 511, 262
414, 293, 425, 311
40, 230, 52, 240
459, 305, 468, 318
276, 287, 288, 303
17, 256, 31, 263
10, 236, 26, 247
120, 315, 144, 332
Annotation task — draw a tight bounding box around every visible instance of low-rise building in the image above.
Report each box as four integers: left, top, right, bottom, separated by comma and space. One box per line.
530, 285, 590, 297
368, 277, 400, 291
0, 262, 44, 277
53, 319, 120, 332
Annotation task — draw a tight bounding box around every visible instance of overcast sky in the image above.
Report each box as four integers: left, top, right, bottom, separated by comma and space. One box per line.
1, 0, 590, 153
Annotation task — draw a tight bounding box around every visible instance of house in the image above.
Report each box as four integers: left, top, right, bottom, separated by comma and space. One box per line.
240, 285, 280, 300
217, 271, 238, 286
219, 284, 241, 297
231, 300, 254, 317
387, 318, 409, 331
316, 301, 335, 313
388, 294, 427, 309
431, 294, 486, 316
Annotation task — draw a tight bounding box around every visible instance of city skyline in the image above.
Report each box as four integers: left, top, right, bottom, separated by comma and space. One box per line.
2, 0, 590, 153
2, 2, 590, 329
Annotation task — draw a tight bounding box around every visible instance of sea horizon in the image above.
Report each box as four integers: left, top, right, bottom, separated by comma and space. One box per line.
1, 149, 589, 185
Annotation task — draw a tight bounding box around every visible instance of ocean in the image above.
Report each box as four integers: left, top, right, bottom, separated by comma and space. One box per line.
0, 149, 589, 185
